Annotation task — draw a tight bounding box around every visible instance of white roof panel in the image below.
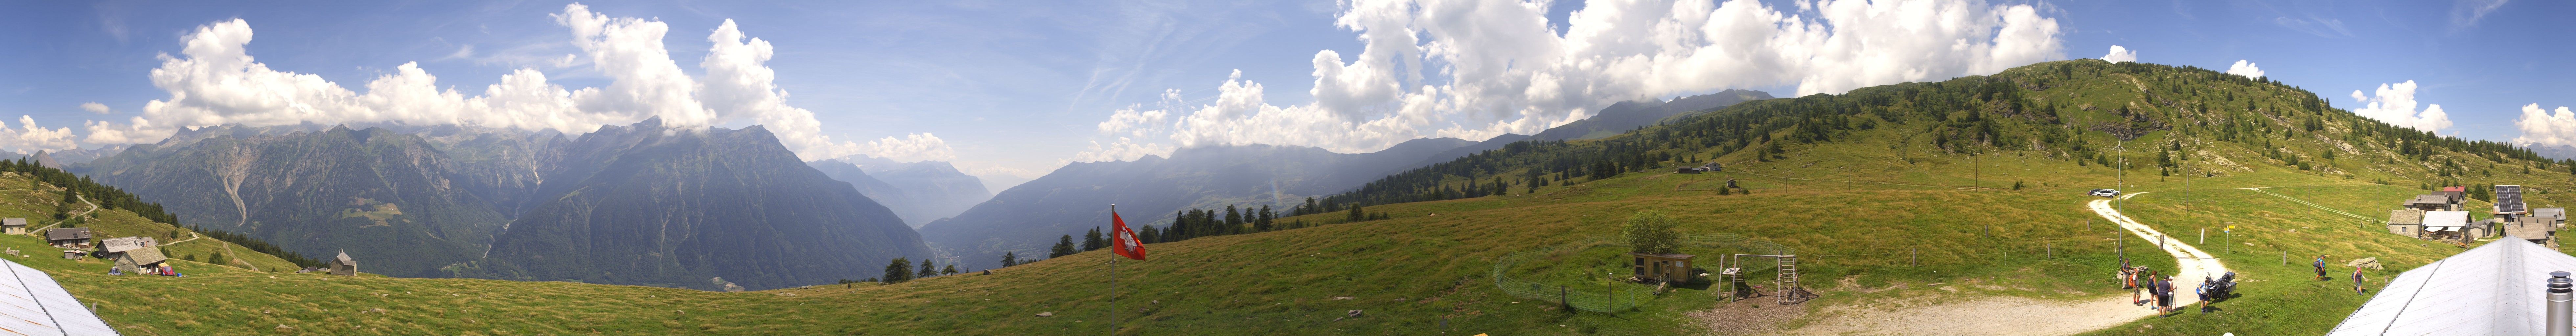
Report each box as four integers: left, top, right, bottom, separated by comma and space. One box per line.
2423, 211, 2472, 227
0, 259, 116, 336
2328, 237, 2576, 336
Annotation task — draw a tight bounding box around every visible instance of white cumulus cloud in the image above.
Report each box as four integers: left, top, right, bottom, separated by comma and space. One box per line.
0, 116, 81, 154
2102, 45, 2137, 63
1078, 0, 2065, 161
78, 103, 113, 115
85, 3, 907, 160
857, 133, 956, 162
2512, 103, 2576, 147
2226, 60, 2264, 79
2348, 80, 2452, 132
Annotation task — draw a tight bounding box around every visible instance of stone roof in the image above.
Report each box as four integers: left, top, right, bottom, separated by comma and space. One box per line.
334, 250, 356, 265
119, 245, 166, 266
2386, 209, 2426, 225
0, 218, 25, 227
43, 228, 87, 241
2506, 217, 2555, 242
2406, 195, 2454, 206
2535, 208, 2565, 220
99, 236, 155, 253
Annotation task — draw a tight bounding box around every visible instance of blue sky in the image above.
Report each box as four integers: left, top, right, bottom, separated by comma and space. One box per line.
0, 0, 2567, 189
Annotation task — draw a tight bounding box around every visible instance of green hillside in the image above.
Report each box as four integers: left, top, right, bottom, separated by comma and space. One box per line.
32, 59, 2576, 335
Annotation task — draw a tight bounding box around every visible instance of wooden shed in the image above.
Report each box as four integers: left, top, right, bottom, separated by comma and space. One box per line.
1, 218, 25, 235
1629, 253, 1696, 284
326, 250, 357, 276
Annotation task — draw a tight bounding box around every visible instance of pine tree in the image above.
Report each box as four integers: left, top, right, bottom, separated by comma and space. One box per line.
1050, 235, 1077, 258
1254, 205, 1275, 232
942, 265, 958, 275
1346, 203, 1365, 223
881, 258, 913, 284
1081, 227, 1105, 251
918, 259, 938, 279
1225, 205, 1243, 235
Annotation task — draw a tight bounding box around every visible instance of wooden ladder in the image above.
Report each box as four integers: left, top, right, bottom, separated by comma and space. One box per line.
1778, 256, 1816, 304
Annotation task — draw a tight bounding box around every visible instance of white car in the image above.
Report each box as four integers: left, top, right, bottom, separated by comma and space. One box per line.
2089, 189, 2121, 197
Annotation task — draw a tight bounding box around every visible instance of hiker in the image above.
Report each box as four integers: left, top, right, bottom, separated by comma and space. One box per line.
2128, 267, 2143, 305
2196, 277, 2212, 314
2313, 255, 2329, 281
2158, 276, 2177, 315
2354, 266, 2368, 294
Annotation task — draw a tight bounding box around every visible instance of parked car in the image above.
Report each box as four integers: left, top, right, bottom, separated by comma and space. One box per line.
2089, 189, 2122, 197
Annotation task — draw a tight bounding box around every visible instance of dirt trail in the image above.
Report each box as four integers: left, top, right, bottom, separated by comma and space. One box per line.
1728, 192, 2218, 336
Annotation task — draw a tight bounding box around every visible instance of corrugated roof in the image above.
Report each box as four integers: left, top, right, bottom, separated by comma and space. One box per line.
0, 258, 118, 336
2328, 237, 2576, 336
2423, 211, 2472, 227
2387, 210, 2426, 225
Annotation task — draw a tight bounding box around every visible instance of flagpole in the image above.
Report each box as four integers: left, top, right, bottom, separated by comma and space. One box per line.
1109, 204, 1117, 336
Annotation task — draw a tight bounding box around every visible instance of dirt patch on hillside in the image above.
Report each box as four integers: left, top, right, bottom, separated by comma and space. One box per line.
1775, 295, 2148, 336
1687, 299, 1808, 336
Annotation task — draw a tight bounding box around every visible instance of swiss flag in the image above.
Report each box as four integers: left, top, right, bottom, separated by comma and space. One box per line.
1111, 212, 1146, 260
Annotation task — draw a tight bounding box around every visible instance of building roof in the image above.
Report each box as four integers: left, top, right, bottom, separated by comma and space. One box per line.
99, 236, 154, 253
2506, 217, 2555, 241
2422, 211, 2472, 227
2386, 209, 2426, 225
2535, 208, 2566, 220
42, 228, 87, 241
2441, 186, 2467, 192
0, 218, 25, 227
334, 250, 356, 265
119, 246, 166, 266
0, 258, 118, 336
2405, 195, 2454, 206
2328, 237, 2576, 336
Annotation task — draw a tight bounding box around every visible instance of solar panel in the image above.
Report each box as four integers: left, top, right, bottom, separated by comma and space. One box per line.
2495, 185, 2527, 214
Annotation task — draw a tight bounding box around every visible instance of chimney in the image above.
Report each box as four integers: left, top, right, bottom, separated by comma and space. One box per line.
2550, 271, 2572, 336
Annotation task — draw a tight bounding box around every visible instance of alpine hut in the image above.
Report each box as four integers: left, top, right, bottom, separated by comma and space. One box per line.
326, 250, 357, 276
100, 236, 164, 274
43, 228, 89, 248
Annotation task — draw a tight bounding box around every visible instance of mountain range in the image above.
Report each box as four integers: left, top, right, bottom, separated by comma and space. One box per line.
920, 90, 1768, 269
810, 157, 992, 227
73, 119, 930, 290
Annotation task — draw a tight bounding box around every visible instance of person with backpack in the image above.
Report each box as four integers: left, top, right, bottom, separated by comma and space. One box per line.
2314, 255, 2329, 281
2354, 266, 2368, 294
2196, 277, 2212, 314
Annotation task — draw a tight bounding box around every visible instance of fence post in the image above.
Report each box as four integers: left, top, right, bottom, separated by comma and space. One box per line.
1911, 248, 1918, 267
2047, 242, 2052, 259
1560, 285, 1568, 308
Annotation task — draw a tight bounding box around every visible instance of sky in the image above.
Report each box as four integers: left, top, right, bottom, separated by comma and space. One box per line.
0, 0, 2567, 190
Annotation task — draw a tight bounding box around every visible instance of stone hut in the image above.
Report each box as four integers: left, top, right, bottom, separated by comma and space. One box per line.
2387, 209, 2426, 237
101, 236, 165, 274
325, 250, 357, 276
1, 218, 26, 235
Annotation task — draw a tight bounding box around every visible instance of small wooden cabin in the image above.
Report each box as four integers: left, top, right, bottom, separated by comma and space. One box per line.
1, 218, 26, 235
326, 250, 357, 276
1629, 253, 1695, 284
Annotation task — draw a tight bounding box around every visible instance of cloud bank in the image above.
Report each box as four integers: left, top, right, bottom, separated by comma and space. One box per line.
2101, 45, 2137, 63
2513, 103, 2576, 147
82, 3, 936, 160
2225, 60, 2264, 78
2348, 80, 2452, 133
1077, 0, 2066, 161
